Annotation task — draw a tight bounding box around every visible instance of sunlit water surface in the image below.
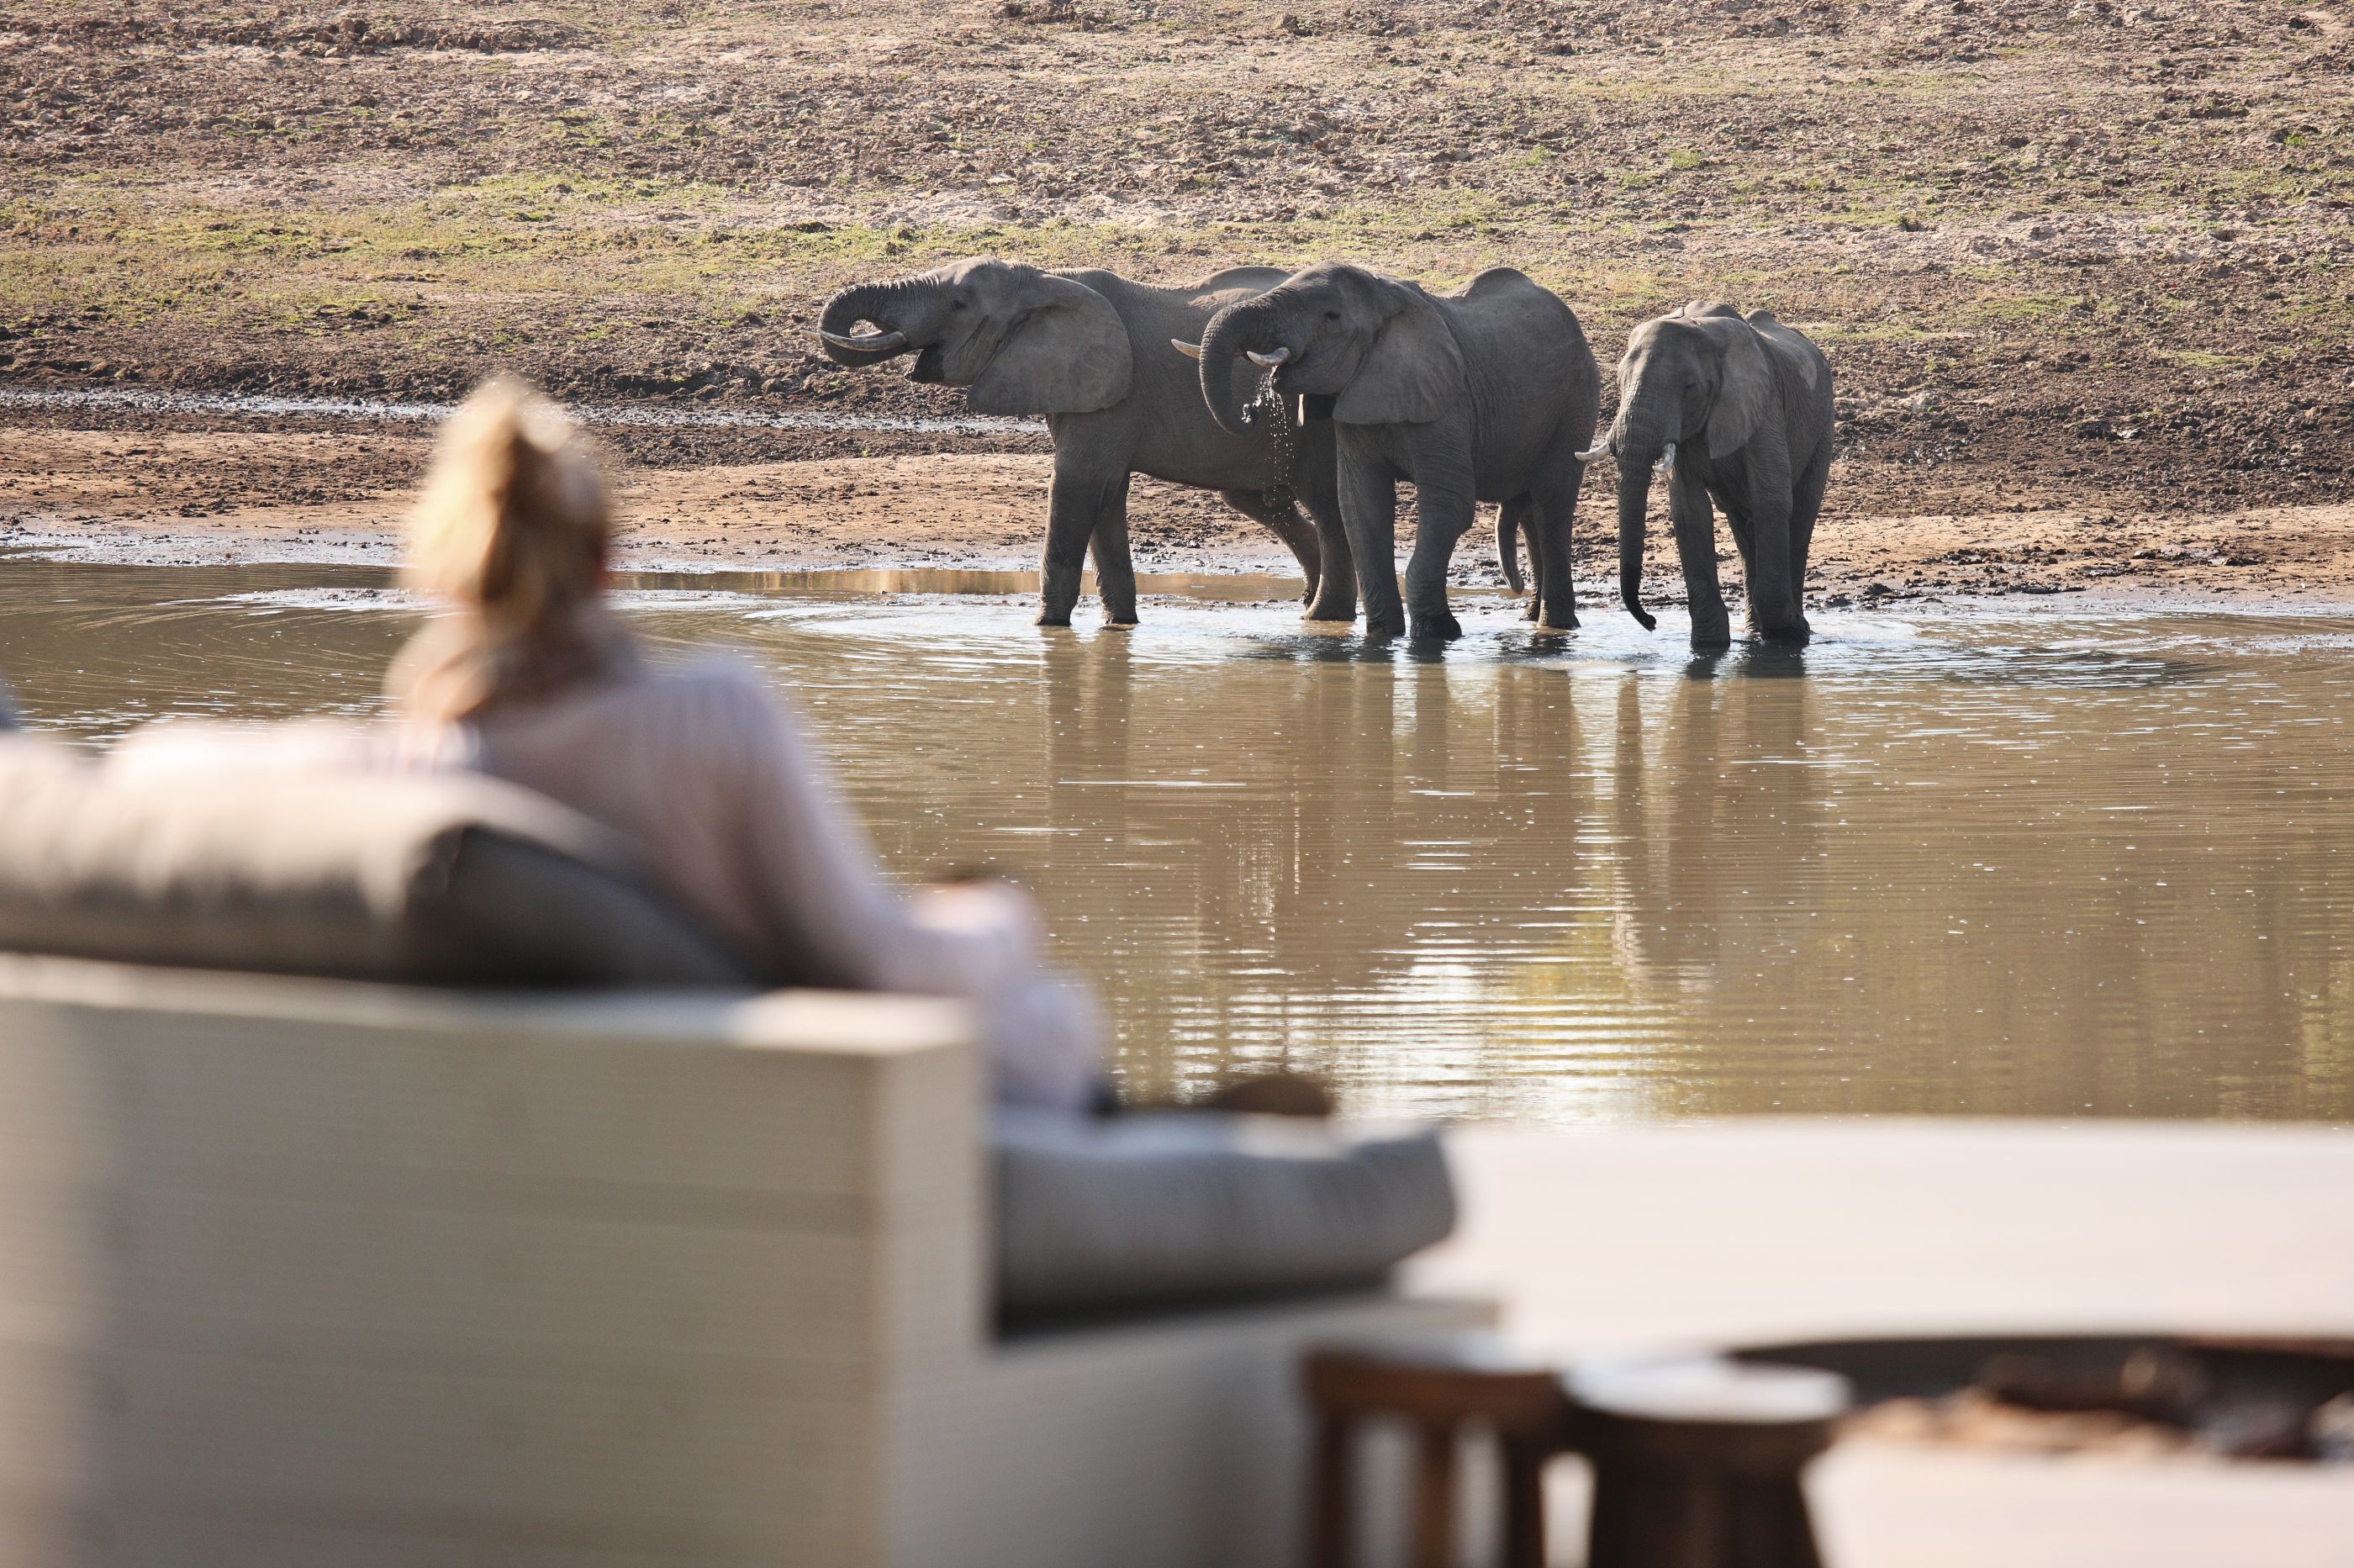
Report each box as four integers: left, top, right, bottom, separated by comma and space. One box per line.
6, 559, 2351, 1124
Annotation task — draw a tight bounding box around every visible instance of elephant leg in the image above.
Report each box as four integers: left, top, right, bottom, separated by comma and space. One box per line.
1787, 443, 1831, 638
1220, 488, 1322, 612
1301, 496, 1359, 625
1530, 467, 1582, 633
1037, 457, 1109, 628
1670, 473, 1731, 648
1721, 502, 1760, 626
1292, 417, 1358, 623
1401, 462, 1475, 643
1743, 472, 1806, 645
1338, 442, 1405, 639
1091, 472, 1138, 627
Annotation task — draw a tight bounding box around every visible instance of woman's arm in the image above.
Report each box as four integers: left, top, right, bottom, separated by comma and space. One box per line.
712, 673, 1105, 1110
714, 673, 1042, 996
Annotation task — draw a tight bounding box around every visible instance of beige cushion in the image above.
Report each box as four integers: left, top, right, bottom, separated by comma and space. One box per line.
0, 736, 754, 988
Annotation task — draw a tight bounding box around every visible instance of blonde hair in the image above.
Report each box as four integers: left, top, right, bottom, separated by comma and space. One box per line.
391, 377, 637, 723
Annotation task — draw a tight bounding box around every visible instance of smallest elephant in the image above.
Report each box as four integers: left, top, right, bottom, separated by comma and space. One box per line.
1586, 302, 1833, 647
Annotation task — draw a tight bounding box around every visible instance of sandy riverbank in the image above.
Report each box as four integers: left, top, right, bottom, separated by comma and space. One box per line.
6, 425, 2353, 611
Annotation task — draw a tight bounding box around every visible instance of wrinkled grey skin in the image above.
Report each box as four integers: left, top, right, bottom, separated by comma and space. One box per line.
1194, 262, 1599, 641
1596, 301, 1834, 647
817, 257, 1352, 627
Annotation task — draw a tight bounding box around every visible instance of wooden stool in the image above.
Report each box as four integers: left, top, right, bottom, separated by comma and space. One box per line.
1302, 1332, 1572, 1568
1566, 1357, 1851, 1568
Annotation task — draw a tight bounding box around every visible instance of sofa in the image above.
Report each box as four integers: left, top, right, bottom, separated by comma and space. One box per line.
0, 737, 1480, 1568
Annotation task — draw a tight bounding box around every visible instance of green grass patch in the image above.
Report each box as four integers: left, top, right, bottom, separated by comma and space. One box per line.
1956, 292, 2086, 326
2151, 348, 2256, 371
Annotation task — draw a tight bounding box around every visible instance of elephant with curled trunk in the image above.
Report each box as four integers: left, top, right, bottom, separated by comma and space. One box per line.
1186, 262, 1599, 641
1586, 301, 1834, 647
816, 258, 1353, 627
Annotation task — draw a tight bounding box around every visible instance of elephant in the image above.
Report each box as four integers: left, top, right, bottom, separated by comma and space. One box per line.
1582, 301, 1834, 647
1185, 262, 1600, 641
815, 257, 1354, 628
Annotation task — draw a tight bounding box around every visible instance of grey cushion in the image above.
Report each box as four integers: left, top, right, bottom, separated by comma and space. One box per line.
0, 737, 756, 989
993, 1109, 1457, 1321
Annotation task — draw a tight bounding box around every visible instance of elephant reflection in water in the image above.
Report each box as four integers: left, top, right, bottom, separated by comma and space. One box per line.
1037, 628, 1137, 858
1607, 653, 1830, 995
1031, 639, 1597, 1100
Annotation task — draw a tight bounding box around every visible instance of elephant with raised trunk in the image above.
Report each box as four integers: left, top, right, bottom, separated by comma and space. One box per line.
1186, 262, 1599, 641
1586, 301, 1834, 647
816, 258, 1354, 627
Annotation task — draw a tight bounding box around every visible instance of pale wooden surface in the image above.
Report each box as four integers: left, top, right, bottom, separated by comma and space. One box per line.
1413, 1120, 2354, 1567
1416, 1119, 2354, 1352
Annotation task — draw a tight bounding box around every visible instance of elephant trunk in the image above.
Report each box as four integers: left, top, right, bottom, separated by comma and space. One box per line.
1197, 296, 1277, 436
1616, 467, 1657, 631
816, 281, 916, 367
1612, 388, 1678, 632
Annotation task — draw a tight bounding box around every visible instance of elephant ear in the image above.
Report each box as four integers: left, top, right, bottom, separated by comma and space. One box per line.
969, 271, 1132, 416
1744, 308, 1824, 393
1333, 284, 1466, 427
1702, 317, 1778, 461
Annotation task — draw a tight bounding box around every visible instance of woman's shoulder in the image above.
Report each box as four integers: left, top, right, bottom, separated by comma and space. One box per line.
588, 656, 796, 745
634, 654, 773, 701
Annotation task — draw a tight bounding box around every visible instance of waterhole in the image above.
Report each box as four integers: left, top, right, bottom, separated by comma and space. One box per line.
6, 559, 2351, 1124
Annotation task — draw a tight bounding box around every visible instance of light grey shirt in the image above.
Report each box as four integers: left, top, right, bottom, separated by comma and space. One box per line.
113, 657, 1106, 1111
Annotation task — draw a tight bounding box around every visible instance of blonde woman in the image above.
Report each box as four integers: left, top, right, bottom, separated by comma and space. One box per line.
389, 377, 1105, 1110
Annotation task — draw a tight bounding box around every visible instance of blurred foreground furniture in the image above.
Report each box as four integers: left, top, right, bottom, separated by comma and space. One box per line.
0, 743, 1478, 1568
1304, 1333, 1568, 1568
0, 955, 1479, 1568
1569, 1357, 1849, 1568
1303, 1336, 1849, 1568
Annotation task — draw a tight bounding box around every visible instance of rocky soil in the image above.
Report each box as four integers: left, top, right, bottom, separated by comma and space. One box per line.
3, 0, 2351, 598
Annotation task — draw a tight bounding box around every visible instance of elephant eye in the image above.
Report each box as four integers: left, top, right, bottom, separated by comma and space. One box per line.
951, 299, 966, 311
1323, 309, 1339, 321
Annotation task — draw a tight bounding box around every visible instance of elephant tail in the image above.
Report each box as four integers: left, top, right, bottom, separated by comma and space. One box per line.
1496, 502, 1524, 594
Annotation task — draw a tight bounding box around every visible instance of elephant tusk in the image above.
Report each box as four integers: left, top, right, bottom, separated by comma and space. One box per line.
1245, 346, 1293, 367
1171, 339, 1204, 360
818, 327, 907, 352
1655, 441, 1677, 476
1575, 442, 1611, 462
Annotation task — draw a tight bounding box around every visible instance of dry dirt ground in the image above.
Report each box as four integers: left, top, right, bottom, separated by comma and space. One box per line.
10, 425, 2354, 607
3, 0, 2352, 604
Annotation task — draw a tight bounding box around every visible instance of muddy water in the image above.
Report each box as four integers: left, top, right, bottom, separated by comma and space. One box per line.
5, 558, 2351, 1124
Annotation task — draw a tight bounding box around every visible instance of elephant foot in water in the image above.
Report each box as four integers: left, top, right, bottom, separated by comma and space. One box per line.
1301, 561, 1358, 624
1303, 590, 1359, 625
1688, 612, 1735, 649
1408, 608, 1465, 643
1750, 604, 1811, 646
